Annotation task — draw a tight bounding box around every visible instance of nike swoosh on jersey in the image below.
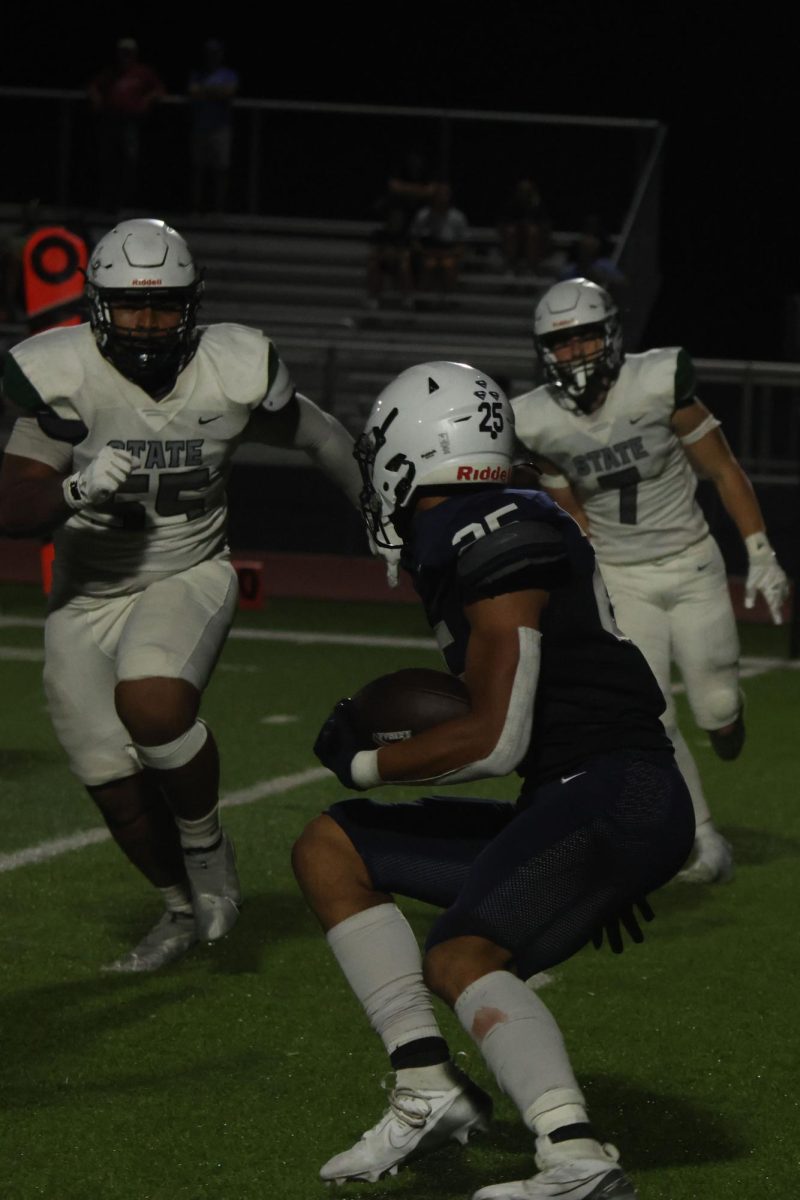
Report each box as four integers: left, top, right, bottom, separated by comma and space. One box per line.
628, 414, 645, 424
696, 562, 711, 571
198, 415, 222, 424
560, 771, 587, 784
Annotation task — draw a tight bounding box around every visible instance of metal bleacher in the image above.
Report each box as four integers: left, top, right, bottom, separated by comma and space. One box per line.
0, 206, 563, 446
176, 214, 568, 438
0, 92, 666, 444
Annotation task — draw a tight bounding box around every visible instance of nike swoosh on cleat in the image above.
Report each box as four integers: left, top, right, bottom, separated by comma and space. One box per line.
560, 771, 587, 784
387, 1125, 423, 1149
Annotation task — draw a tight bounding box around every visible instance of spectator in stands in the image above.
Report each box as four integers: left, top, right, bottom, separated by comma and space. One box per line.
410, 184, 468, 305
380, 149, 436, 236
365, 203, 415, 311
88, 38, 165, 211
497, 176, 552, 279
187, 39, 240, 214
559, 214, 627, 300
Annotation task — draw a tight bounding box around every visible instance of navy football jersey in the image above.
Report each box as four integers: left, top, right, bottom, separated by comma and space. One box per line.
406, 488, 672, 786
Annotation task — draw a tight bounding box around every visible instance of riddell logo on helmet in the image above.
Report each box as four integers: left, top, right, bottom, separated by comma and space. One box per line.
456, 465, 509, 481
131, 278, 162, 286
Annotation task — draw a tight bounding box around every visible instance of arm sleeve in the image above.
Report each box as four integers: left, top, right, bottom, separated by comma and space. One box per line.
428, 627, 540, 782
353, 626, 542, 788
255, 392, 361, 507
292, 394, 362, 507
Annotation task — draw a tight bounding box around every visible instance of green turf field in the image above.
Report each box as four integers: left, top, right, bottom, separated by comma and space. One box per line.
1, 581, 798, 1199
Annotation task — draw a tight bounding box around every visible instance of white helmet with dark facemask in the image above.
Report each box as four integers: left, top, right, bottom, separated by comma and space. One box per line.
533, 278, 623, 414
355, 361, 515, 552
86, 219, 203, 393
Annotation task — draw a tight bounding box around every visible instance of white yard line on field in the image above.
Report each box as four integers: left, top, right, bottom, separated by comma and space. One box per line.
0, 614, 435, 651
0, 647, 45, 661
0, 766, 330, 874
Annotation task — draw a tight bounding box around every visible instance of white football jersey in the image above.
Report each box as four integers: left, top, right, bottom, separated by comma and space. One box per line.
512, 348, 710, 564
5, 322, 295, 599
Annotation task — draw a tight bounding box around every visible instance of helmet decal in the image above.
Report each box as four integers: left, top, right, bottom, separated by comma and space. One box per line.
357, 361, 515, 551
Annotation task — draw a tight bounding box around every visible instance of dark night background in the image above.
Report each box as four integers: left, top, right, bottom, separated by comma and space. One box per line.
1, 8, 790, 361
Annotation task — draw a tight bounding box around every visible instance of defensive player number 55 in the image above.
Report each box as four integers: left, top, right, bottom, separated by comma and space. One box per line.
97, 467, 212, 529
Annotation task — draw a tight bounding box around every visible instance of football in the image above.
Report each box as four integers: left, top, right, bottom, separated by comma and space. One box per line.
350, 667, 470, 747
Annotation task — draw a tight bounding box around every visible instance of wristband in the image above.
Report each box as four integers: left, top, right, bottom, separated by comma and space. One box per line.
62, 474, 85, 510
350, 749, 382, 790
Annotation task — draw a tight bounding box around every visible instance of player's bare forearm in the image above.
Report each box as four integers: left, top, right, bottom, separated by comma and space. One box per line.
375, 708, 498, 782
0, 455, 70, 536
711, 460, 766, 540
678, 418, 766, 541
546, 485, 590, 535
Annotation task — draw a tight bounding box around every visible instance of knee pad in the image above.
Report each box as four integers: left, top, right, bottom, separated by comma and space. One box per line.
134, 720, 208, 771
696, 683, 741, 731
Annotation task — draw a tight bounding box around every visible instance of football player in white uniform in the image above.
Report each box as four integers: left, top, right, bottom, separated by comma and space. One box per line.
512, 278, 789, 884
0, 218, 363, 971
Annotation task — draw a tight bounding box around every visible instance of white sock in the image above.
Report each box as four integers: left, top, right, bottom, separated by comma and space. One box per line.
326, 903, 443, 1055
176, 803, 221, 851
159, 883, 192, 914
695, 817, 721, 844
455, 970, 581, 1127
671, 728, 711, 827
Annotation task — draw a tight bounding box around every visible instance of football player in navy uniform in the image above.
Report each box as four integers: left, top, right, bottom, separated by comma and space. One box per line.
513, 278, 788, 884
0, 218, 362, 972
292, 362, 694, 1200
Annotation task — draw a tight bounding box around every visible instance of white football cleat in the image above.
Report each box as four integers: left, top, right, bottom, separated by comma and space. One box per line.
101, 910, 197, 973
677, 826, 734, 885
319, 1068, 492, 1183
184, 830, 241, 940
472, 1139, 637, 1200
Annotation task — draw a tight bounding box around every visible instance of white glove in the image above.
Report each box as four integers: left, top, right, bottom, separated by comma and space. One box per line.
744, 532, 789, 625
63, 446, 136, 510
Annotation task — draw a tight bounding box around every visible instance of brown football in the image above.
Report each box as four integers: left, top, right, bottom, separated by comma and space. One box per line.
350, 668, 470, 747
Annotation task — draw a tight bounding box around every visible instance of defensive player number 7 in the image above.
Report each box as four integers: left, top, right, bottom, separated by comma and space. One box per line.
96, 467, 212, 529
596, 466, 641, 526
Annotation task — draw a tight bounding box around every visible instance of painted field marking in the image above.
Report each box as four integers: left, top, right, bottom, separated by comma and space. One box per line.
0, 766, 329, 874
0, 614, 434, 651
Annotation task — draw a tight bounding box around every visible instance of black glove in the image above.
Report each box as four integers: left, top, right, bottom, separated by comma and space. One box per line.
591, 897, 654, 954
313, 698, 363, 789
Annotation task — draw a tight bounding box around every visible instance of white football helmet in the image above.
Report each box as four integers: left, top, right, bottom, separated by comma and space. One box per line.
355, 361, 515, 550
86, 218, 203, 391
533, 278, 623, 414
